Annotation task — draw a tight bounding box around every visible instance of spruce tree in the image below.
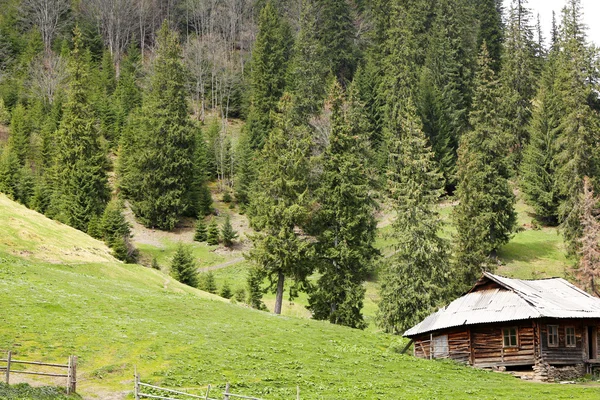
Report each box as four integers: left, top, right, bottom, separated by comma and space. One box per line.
119, 22, 196, 231
499, 0, 539, 169
206, 218, 220, 245
247, 265, 267, 310
233, 131, 255, 210
554, 2, 600, 254
519, 53, 561, 225
288, 0, 328, 120
100, 199, 137, 262
194, 217, 207, 242
52, 26, 109, 231
453, 44, 516, 290
171, 243, 198, 288
474, 0, 504, 72
307, 81, 377, 329
95, 50, 118, 145
377, 98, 450, 334
245, 1, 292, 150
0, 98, 10, 124
247, 94, 313, 315
201, 271, 217, 294
220, 280, 233, 299
8, 103, 31, 165
417, 0, 477, 193
114, 44, 142, 138
221, 214, 238, 248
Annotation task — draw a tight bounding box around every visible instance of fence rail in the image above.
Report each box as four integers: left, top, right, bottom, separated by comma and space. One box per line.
1, 351, 77, 394
134, 372, 296, 400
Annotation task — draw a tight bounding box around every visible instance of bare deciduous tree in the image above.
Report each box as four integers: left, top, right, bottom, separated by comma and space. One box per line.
576, 177, 600, 296
20, 0, 71, 54
84, 0, 138, 66
28, 53, 67, 106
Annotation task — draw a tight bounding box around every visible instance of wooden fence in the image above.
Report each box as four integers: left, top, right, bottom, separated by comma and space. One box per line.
134, 372, 300, 400
0, 351, 77, 394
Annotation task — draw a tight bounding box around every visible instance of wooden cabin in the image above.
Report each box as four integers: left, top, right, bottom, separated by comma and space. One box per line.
404, 273, 600, 381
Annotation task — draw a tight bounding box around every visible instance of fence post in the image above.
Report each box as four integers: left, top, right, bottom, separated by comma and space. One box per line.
69, 356, 77, 394
134, 369, 140, 400
67, 356, 72, 394
296, 385, 300, 400
205, 384, 211, 400
5, 351, 11, 384
223, 382, 230, 400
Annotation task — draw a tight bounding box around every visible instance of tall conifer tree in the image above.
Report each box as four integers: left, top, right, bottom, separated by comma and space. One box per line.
519, 53, 562, 225
245, 1, 292, 150
554, 1, 600, 254
377, 99, 450, 334
289, 0, 328, 120
52, 26, 109, 231
307, 81, 377, 329
119, 22, 196, 231
248, 94, 313, 315
499, 0, 539, 169
453, 44, 516, 290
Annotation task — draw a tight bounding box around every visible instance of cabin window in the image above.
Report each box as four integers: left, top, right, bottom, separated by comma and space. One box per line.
565, 327, 576, 347
503, 327, 518, 347
548, 325, 559, 347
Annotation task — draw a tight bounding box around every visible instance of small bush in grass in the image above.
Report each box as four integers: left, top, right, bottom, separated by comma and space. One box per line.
234, 287, 246, 303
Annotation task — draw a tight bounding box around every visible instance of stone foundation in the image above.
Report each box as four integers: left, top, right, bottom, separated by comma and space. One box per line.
533, 362, 586, 382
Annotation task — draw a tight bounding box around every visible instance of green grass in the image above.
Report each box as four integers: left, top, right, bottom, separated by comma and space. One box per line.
1, 252, 598, 399
137, 239, 227, 272
0, 184, 594, 399
0, 383, 81, 400
0, 194, 114, 264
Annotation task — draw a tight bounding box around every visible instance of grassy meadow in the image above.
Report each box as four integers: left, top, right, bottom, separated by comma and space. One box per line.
0, 190, 596, 399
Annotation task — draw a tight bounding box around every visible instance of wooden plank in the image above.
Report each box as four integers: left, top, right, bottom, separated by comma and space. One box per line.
224, 383, 230, 400
9, 370, 69, 378
139, 382, 207, 399
0, 359, 69, 368
399, 340, 413, 355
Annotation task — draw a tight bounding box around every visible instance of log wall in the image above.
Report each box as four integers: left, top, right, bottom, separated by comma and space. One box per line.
471, 322, 535, 368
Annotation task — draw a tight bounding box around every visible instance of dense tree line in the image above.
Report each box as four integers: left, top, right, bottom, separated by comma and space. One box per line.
0, 0, 599, 330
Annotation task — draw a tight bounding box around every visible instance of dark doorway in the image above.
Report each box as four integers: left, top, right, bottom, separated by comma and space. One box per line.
589, 326, 598, 360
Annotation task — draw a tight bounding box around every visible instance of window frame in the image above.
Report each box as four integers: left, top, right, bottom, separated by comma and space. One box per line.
547, 325, 559, 347
502, 327, 518, 348
565, 326, 576, 347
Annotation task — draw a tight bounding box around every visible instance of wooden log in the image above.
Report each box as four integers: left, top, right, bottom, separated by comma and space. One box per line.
205, 384, 211, 400
400, 340, 413, 355
5, 351, 11, 384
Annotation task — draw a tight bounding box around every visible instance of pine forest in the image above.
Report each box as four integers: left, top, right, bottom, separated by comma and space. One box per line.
2, 0, 600, 338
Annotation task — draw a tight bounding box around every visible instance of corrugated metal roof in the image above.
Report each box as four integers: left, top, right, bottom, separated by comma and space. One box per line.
404, 272, 600, 337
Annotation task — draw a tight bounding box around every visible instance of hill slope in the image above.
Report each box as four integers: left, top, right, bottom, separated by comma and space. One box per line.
0, 194, 115, 264
0, 195, 597, 399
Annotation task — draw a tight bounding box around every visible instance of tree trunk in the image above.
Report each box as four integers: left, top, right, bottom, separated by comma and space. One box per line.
274, 271, 285, 315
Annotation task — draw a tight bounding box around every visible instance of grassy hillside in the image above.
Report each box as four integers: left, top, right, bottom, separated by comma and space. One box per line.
0, 196, 598, 399
0, 194, 115, 264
